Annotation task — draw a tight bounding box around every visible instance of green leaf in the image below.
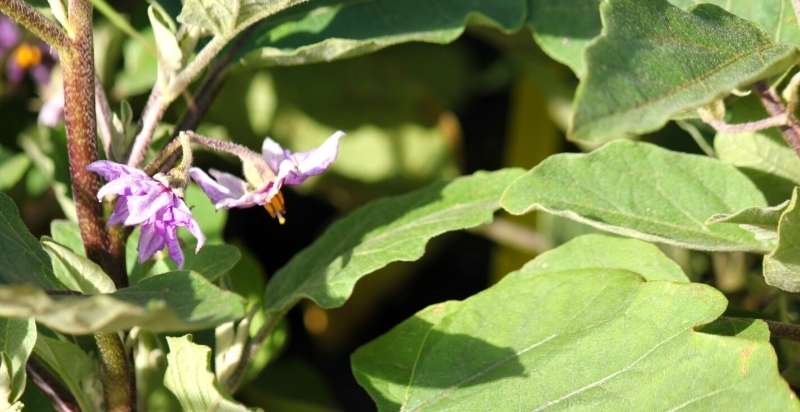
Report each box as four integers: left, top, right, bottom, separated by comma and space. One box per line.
164, 335, 250, 412
715, 130, 800, 190
670, 0, 800, 46
571, 0, 796, 144
0, 319, 35, 404
514, 234, 689, 282
184, 184, 227, 242
697, 317, 771, 341
50, 220, 85, 256
149, 4, 183, 81
0, 192, 60, 288
706, 201, 789, 244
0, 148, 30, 191
0, 271, 246, 334
239, 1, 526, 67
177, 0, 305, 38
42, 238, 116, 294
502, 141, 769, 252
34, 335, 103, 412
352, 270, 798, 411
263, 169, 524, 315
764, 188, 800, 292
528, 0, 601, 77
129, 240, 241, 283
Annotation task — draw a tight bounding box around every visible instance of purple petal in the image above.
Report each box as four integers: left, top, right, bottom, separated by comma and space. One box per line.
6, 58, 22, 84
208, 169, 248, 197
108, 196, 130, 225
165, 228, 184, 268
0, 18, 20, 50
124, 189, 171, 226
173, 201, 205, 252
189, 167, 243, 205
87, 160, 148, 181
138, 222, 166, 263
37, 92, 64, 127
294, 131, 344, 177
261, 138, 285, 172
30, 64, 50, 86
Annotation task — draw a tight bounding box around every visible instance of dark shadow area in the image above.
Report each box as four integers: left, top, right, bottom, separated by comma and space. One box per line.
352, 315, 528, 411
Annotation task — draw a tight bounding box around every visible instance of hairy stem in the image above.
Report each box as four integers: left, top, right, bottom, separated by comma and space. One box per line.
0, 0, 69, 50
95, 76, 115, 160
27, 358, 79, 412
94, 333, 135, 412
754, 81, 800, 157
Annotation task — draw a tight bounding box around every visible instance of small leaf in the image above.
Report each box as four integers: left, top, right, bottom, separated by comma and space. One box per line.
571, 0, 796, 144
148, 4, 183, 82
263, 169, 523, 315
129, 240, 241, 283
514, 234, 689, 282
0, 319, 35, 405
42, 237, 116, 294
0, 271, 246, 334
0, 148, 30, 191
352, 269, 797, 411
46, 0, 68, 29
49, 220, 85, 256
0, 192, 60, 288
715, 131, 800, 193
177, 0, 306, 38
707, 201, 789, 244
34, 335, 103, 412
238, 1, 526, 66
164, 335, 250, 412
764, 188, 800, 292
501, 141, 769, 252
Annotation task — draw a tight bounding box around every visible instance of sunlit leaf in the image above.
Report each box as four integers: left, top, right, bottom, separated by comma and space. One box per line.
352, 269, 797, 411
0, 319, 35, 405
764, 188, 800, 292
501, 141, 769, 252
571, 0, 796, 144
263, 169, 523, 315
42, 238, 116, 294
164, 335, 250, 412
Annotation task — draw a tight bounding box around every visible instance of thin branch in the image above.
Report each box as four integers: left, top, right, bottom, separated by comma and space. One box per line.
27, 358, 79, 412
0, 0, 69, 51
469, 218, 550, 254
675, 120, 716, 158
700, 113, 788, 134
94, 333, 135, 412
765, 319, 800, 342
223, 309, 287, 393
754, 81, 800, 157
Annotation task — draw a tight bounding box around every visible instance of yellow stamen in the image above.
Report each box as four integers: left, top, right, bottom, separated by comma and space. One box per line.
263, 191, 287, 224
13, 43, 42, 69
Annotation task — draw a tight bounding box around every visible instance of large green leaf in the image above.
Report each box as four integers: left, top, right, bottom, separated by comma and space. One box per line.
0, 319, 35, 406
263, 169, 523, 314
0, 271, 245, 334
33, 336, 103, 412
352, 269, 798, 411
528, 0, 601, 77
571, 0, 796, 144
671, 0, 800, 46
514, 234, 689, 282
0, 192, 60, 289
164, 336, 250, 412
764, 188, 800, 292
501, 141, 769, 252
239, 1, 526, 66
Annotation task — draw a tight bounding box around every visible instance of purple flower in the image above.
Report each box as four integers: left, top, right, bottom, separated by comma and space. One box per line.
6, 41, 54, 86
0, 16, 20, 52
87, 161, 205, 267
37, 90, 63, 127
189, 131, 344, 219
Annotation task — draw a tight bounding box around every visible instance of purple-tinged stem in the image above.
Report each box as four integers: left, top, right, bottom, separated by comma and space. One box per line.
0, 0, 69, 51
27, 359, 79, 412
755, 82, 800, 158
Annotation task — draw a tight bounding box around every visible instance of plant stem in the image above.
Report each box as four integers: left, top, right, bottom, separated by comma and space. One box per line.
754, 81, 800, 157
94, 333, 135, 412
0, 0, 69, 50
224, 309, 286, 393
27, 358, 79, 412
765, 319, 800, 342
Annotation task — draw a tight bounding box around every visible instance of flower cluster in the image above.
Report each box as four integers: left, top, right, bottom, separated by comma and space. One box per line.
88, 133, 343, 266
